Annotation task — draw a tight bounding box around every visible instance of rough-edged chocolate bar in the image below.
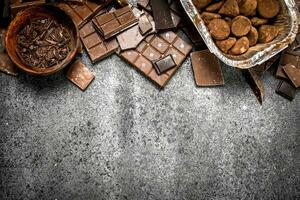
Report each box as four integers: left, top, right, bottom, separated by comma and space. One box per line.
57, 0, 111, 28
93, 6, 138, 39
153, 55, 176, 75
120, 31, 192, 87
276, 80, 296, 101
283, 64, 300, 88
80, 21, 119, 63
67, 60, 95, 91
191, 50, 224, 87
276, 50, 300, 79
10, 0, 46, 17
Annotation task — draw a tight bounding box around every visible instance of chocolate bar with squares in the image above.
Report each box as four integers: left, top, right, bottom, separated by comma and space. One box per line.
57, 0, 111, 28
120, 31, 192, 87
276, 80, 296, 101
67, 60, 95, 91
276, 50, 300, 79
191, 50, 224, 87
80, 21, 119, 63
283, 64, 300, 88
93, 6, 138, 39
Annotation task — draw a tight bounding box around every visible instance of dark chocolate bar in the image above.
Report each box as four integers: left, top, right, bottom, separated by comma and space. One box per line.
276, 80, 296, 101
191, 50, 224, 87
67, 60, 95, 91
120, 31, 192, 87
252, 54, 280, 76
283, 64, 300, 88
150, 0, 175, 30
93, 6, 138, 39
57, 0, 110, 28
153, 55, 176, 75
80, 21, 119, 63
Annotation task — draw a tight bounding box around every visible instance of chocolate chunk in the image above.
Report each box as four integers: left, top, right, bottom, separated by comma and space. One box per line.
231, 16, 252, 37
150, 0, 175, 30
258, 25, 279, 43
216, 37, 237, 53
276, 80, 296, 101
257, 0, 280, 19
246, 26, 258, 46
239, 0, 257, 16
276, 50, 300, 79
283, 64, 300, 88
206, 1, 224, 12
191, 50, 224, 87
0, 53, 18, 76
153, 55, 176, 75
139, 14, 152, 35
57, 0, 110, 28
137, 0, 151, 12
80, 22, 118, 63
208, 19, 230, 40
201, 12, 222, 25
120, 31, 192, 87
243, 68, 265, 104
93, 6, 139, 39
229, 37, 249, 55
218, 0, 240, 17
67, 60, 95, 91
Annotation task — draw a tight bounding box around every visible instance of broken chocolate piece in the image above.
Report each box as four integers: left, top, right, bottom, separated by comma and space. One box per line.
252, 54, 280, 76
150, 0, 175, 30
120, 31, 192, 87
80, 21, 118, 63
67, 60, 95, 91
153, 55, 176, 75
191, 50, 224, 87
276, 80, 296, 101
0, 53, 18, 76
93, 6, 139, 39
243, 68, 265, 104
139, 14, 152, 35
276, 50, 300, 79
283, 64, 300, 88
218, 0, 240, 17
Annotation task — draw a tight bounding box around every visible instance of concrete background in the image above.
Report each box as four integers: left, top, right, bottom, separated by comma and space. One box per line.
1, 1, 300, 199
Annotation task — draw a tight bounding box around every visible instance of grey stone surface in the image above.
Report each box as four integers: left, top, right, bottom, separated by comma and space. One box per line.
1, 1, 300, 199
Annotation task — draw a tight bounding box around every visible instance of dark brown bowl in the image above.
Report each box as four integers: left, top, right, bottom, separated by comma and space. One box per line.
5, 5, 79, 76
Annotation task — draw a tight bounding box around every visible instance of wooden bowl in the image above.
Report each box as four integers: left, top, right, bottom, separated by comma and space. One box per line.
5, 5, 79, 76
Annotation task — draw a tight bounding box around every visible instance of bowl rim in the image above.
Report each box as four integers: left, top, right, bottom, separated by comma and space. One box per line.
5, 4, 79, 76
180, 0, 299, 69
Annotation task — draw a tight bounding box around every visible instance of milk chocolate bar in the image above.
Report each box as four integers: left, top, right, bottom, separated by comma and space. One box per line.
57, 0, 110, 28
120, 31, 192, 87
67, 60, 95, 91
93, 6, 138, 39
153, 55, 176, 75
276, 50, 300, 79
283, 64, 300, 88
276, 80, 296, 101
80, 21, 119, 63
191, 50, 224, 87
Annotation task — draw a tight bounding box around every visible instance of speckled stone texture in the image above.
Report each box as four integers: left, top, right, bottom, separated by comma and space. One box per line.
1, 1, 300, 199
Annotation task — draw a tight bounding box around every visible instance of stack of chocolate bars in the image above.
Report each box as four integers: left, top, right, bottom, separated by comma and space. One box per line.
0, 0, 299, 103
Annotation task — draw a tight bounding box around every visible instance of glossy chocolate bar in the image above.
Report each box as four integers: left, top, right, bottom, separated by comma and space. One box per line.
80, 21, 119, 63
120, 31, 192, 87
93, 6, 138, 39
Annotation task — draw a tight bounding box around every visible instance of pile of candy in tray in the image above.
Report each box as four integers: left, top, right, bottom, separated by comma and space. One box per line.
0, 0, 299, 104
